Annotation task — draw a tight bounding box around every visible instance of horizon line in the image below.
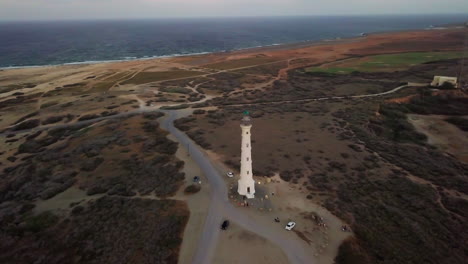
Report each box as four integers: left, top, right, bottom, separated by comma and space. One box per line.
0, 13, 467, 23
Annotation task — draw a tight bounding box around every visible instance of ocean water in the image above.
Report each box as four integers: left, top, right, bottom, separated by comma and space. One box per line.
0, 15, 466, 68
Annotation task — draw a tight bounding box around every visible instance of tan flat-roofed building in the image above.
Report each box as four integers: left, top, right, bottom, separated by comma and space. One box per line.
431, 76, 458, 88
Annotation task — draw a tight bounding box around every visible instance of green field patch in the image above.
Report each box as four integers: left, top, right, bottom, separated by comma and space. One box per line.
307, 67, 357, 74
121, 71, 204, 85
204, 57, 278, 70
307, 51, 463, 74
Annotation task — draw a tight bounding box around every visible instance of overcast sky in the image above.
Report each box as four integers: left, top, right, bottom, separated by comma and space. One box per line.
1, 0, 467, 21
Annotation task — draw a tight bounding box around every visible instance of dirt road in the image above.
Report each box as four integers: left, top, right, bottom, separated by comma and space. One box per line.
2, 82, 419, 136
1, 83, 421, 263
160, 110, 316, 264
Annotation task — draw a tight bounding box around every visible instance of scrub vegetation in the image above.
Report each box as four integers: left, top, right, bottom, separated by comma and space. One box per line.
0, 114, 190, 263
178, 57, 468, 264
0, 26, 466, 264
0, 197, 189, 264
203, 55, 278, 70
121, 70, 204, 85
306, 51, 463, 74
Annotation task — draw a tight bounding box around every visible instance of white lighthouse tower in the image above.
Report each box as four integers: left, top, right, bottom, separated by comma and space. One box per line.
238, 111, 255, 199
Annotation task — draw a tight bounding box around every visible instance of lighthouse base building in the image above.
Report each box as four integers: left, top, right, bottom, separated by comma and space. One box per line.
238, 111, 255, 199
238, 175, 255, 199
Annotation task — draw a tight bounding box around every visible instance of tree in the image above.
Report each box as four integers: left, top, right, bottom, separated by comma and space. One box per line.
440, 81, 456, 90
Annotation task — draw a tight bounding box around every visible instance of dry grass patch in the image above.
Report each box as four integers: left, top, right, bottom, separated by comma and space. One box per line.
101, 71, 132, 82
121, 71, 204, 85
203, 56, 279, 70
307, 51, 463, 74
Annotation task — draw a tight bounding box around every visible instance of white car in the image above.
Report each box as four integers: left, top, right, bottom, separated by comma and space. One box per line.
226, 172, 234, 178
285, 222, 296, 231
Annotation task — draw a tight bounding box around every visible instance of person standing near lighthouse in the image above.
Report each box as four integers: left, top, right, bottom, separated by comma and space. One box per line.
238, 111, 255, 199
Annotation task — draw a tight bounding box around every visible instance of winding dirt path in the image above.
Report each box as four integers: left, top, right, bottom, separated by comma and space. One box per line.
220, 83, 414, 107
0, 82, 429, 264
160, 110, 317, 264
2, 82, 416, 136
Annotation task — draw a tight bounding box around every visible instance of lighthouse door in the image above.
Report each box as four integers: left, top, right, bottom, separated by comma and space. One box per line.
247, 187, 250, 193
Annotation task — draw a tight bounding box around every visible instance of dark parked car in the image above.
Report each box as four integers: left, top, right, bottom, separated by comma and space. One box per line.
221, 220, 230, 230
